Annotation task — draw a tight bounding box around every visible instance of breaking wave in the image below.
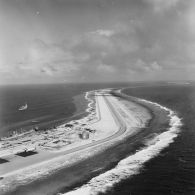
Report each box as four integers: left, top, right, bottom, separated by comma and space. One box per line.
85, 91, 94, 113
60, 98, 182, 195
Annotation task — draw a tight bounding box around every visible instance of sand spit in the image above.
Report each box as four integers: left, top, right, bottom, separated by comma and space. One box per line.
61, 93, 182, 195
0, 89, 151, 194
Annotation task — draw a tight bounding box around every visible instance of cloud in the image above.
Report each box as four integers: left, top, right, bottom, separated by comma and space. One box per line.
41, 66, 55, 76
150, 61, 162, 71
17, 39, 80, 78
144, 0, 180, 12
92, 29, 115, 37
97, 64, 115, 73
71, 24, 139, 69
0, 66, 10, 73
186, 1, 195, 35
1, 0, 192, 84
134, 59, 150, 72
130, 59, 162, 73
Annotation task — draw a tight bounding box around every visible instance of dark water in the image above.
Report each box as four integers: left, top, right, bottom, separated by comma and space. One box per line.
0, 84, 80, 137
107, 84, 195, 195
1, 83, 195, 195
0, 83, 130, 137
58, 84, 195, 195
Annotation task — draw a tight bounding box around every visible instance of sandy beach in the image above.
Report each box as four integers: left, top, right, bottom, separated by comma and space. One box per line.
0, 89, 151, 194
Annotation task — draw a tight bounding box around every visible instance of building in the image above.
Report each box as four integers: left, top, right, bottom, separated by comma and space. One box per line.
79, 131, 89, 139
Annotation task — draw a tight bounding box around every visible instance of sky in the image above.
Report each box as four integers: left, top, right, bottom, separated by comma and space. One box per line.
0, 0, 194, 84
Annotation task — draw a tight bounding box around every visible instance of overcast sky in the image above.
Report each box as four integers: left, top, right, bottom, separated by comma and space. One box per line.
0, 0, 194, 84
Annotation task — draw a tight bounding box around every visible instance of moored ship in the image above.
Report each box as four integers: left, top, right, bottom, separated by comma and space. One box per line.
18, 103, 28, 111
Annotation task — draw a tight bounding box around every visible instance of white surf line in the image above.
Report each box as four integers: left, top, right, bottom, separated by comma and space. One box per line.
61, 97, 182, 195
85, 91, 94, 113
85, 91, 98, 114
83, 91, 100, 124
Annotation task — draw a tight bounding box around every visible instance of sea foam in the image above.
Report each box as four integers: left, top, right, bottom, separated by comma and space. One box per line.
60, 98, 182, 195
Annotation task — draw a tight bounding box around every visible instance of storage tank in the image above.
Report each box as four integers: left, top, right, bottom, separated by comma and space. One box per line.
80, 131, 89, 139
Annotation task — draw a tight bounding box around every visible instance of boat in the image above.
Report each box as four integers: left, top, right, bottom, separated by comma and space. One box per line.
18, 103, 28, 111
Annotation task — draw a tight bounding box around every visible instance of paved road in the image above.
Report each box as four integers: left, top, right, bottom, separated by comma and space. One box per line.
1, 92, 127, 177
53, 93, 127, 156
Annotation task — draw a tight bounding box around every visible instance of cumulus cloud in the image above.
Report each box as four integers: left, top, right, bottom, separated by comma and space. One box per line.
97, 64, 115, 73
11, 10, 186, 83
93, 29, 115, 37
134, 59, 150, 72
145, 0, 180, 12
0, 0, 192, 84
18, 39, 80, 78
150, 61, 162, 71
130, 59, 162, 73
71, 24, 139, 70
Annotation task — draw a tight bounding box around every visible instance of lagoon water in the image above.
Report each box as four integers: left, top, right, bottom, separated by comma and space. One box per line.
0, 83, 126, 137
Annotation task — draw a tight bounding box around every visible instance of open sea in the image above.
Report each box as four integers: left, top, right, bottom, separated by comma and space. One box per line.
0, 82, 195, 195
0, 83, 126, 137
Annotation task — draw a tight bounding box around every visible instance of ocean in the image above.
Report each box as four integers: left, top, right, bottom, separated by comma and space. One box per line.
0, 83, 194, 195
0, 84, 84, 137
0, 83, 127, 137
118, 84, 195, 195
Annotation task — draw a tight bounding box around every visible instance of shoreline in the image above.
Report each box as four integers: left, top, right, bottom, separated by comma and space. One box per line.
0, 88, 152, 195
0, 93, 87, 139
59, 90, 182, 195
